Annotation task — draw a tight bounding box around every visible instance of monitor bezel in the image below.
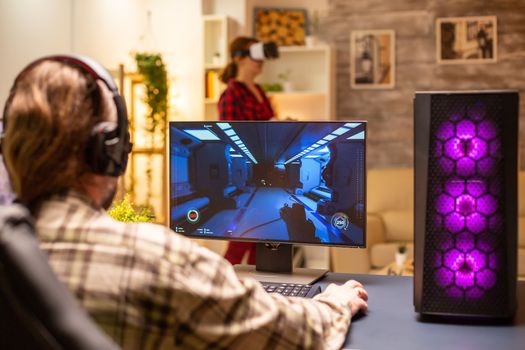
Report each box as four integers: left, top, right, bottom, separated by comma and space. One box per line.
168, 120, 367, 249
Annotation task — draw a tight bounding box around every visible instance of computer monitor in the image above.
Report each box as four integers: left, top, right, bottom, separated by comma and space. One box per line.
169, 121, 366, 283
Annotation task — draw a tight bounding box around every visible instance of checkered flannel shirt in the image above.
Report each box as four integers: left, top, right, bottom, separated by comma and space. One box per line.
35, 191, 352, 349
218, 80, 274, 121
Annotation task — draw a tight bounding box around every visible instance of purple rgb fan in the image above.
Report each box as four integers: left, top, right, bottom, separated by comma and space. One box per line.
433, 107, 500, 299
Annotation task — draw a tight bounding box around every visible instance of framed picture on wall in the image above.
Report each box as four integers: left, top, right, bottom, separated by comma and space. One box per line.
350, 30, 395, 89
253, 7, 308, 46
436, 16, 497, 64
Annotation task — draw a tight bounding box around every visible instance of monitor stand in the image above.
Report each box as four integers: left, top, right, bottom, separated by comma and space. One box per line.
234, 243, 328, 285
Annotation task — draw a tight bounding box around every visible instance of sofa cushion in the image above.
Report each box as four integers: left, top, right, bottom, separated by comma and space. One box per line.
370, 242, 414, 268
367, 168, 413, 213
382, 210, 413, 242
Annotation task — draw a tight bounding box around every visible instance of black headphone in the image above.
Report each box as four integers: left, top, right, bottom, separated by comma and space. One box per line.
1, 54, 132, 177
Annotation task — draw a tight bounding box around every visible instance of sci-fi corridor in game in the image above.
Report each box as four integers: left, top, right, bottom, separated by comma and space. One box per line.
169, 121, 366, 246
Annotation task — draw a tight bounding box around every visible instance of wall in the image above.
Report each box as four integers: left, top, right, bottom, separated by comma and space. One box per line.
72, 0, 203, 121
0, 0, 72, 111
0, 0, 72, 204
3, 1, 523, 164
322, 0, 525, 169
0, 0, 203, 121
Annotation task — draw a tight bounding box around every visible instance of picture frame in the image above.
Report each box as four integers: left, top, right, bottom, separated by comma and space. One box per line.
253, 7, 308, 46
350, 30, 395, 89
436, 16, 497, 64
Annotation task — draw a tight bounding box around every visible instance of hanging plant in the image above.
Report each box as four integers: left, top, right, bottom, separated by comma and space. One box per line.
135, 52, 168, 136
134, 52, 168, 208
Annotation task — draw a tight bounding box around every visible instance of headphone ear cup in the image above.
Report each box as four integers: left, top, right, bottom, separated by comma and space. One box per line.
112, 94, 131, 174
85, 128, 104, 174
86, 122, 116, 174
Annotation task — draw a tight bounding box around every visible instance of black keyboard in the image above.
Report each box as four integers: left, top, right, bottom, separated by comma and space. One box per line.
261, 282, 322, 298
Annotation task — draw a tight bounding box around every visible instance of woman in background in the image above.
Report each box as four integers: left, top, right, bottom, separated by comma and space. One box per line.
218, 36, 275, 265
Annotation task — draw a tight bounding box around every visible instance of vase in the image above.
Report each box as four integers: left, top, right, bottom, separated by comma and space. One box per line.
395, 252, 407, 268
305, 35, 317, 47
282, 81, 294, 92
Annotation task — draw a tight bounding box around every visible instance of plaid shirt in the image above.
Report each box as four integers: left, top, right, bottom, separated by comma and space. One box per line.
35, 192, 352, 349
218, 80, 274, 121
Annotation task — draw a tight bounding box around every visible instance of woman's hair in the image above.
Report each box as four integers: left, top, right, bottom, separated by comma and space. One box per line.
2, 60, 111, 207
220, 36, 259, 84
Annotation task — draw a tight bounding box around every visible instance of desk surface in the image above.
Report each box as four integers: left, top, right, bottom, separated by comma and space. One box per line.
318, 273, 525, 350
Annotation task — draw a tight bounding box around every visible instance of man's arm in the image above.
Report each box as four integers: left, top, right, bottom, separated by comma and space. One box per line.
159, 237, 367, 350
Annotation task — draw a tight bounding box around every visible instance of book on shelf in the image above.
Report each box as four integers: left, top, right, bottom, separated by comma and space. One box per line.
205, 70, 222, 101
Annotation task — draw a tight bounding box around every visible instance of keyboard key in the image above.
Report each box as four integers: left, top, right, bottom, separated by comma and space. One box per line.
261, 282, 321, 298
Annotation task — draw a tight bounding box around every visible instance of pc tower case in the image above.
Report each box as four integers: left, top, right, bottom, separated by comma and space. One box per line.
414, 91, 518, 320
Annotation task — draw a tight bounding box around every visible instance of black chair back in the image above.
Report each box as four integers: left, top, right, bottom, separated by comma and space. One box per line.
0, 204, 120, 350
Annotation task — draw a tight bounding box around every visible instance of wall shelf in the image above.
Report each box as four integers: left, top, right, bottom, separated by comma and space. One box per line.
267, 91, 326, 98
278, 45, 331, 53
205, 98, 219, 104
203, 15, 237, 120
204, 63, 224, 70
257, 45, 335, 120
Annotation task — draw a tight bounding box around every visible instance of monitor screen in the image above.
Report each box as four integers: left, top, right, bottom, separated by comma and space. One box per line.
169, 121, 366, 247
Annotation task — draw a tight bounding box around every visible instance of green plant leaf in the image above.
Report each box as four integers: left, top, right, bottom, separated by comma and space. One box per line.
107, 195, 155, 223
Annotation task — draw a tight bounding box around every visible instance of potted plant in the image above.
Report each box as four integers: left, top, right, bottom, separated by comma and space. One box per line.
277, 69, 293, 92
395, 244, 407, 268
261, 83, 283, 93
108, 195, 155, 223
212, 52, 222, 66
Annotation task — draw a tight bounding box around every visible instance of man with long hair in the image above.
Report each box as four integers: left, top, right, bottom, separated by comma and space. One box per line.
2, 56, 368, 349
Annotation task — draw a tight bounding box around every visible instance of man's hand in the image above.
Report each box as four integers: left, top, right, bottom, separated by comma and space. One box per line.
317, 280, 369, 318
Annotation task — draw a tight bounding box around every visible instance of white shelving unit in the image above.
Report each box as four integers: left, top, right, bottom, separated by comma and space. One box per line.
203, 15, 237, 120
256, 45, 335, 120
200, 5, 333, 269
203, 16, 334, 121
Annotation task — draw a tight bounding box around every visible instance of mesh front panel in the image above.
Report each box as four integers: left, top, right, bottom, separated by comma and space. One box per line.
422, 94, 511, 315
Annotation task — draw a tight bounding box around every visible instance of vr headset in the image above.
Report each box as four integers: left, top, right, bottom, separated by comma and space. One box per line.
234, 42, 279, 61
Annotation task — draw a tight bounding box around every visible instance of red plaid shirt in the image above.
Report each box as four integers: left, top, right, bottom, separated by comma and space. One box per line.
219, 79, 274, 121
